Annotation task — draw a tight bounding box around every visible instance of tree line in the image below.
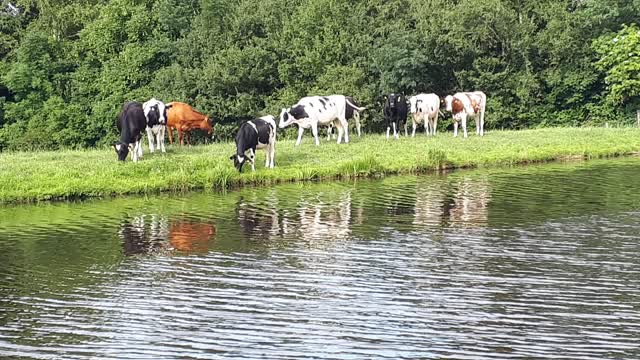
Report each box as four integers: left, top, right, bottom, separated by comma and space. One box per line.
0, 0, 638, 151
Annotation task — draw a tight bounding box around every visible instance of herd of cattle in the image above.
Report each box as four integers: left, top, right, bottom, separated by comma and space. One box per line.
114, 91, 487, 171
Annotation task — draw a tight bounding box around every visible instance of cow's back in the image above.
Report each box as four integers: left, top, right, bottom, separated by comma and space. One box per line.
166, 102, 207, 127
118, 102, 145, 143
298, 95, 346, 124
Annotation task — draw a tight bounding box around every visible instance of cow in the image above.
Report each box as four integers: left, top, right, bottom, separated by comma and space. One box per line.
166, 102, 213, 146
444, 91, 487, 138
142, 98, 167, 153
279, 95, 365, 146
384, 93, 409, 139
113, 102, 146, 162
327, 96, 365, 139
409, 93, 441, 137
230, 115, 276, 172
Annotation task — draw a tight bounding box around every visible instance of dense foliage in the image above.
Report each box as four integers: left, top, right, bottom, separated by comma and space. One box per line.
0, 0, 639, 150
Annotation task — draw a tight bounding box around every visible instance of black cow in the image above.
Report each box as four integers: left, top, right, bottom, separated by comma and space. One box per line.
384, 93, 409, 139
113, 102, 146, 162
230, 115, 276, 172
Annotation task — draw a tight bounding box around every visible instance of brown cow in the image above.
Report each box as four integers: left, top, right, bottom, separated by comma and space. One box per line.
166, 102, 214, 145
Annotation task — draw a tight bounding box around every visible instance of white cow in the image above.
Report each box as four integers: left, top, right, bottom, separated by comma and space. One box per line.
279, 95, 365, 146
142, 98, 167, 153
409, 93, 441, 137
444, 91, 487, 138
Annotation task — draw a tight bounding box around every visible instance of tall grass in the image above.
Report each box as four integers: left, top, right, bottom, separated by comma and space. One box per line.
1, 127, 639, 203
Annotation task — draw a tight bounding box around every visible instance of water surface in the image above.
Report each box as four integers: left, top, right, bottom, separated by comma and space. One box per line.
1, 158, 640, 359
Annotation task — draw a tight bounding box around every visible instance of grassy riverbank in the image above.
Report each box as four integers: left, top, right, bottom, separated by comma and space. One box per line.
1, 127, 639, 203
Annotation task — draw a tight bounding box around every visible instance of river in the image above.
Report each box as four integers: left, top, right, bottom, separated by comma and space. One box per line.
1, 158, 639, 359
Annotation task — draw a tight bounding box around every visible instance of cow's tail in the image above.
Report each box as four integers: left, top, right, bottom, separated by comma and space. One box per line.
346, 98, 366, 112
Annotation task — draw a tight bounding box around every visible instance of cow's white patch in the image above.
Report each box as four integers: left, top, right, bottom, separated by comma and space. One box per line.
115, 144, 122, 151
247, 121, 258, 133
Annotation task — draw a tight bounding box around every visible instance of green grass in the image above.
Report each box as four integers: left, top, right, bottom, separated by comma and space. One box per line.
1, 127, 640, 204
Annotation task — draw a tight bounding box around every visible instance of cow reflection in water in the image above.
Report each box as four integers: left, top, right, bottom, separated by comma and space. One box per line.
168, 220, 215, 252
295, 191, 352, 241
119, 215, 170, 255
445, 176, 490, 228
236, 190, 354, 242
119, 215, 215, 255
411, 175, 491, 229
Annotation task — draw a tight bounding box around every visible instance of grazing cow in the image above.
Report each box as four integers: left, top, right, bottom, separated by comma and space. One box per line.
444, 91, 487, 138
409, 93, 441, 137
166, 102, 213, 145
230, 115, 277, 172
384, 93, 409, 139
279, 95, 365, 146
142, 98, 167, 153
113, 102, 146, 162
327, 96, 365, 139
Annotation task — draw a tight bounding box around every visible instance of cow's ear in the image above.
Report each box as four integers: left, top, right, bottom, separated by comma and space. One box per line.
229, 155, 235, 160
165, 104, 173, 109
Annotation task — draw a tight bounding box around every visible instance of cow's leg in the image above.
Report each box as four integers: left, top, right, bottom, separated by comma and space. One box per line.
355, 116, 361, 137
461, 114, 468, 138
311, 123, 320, 146
250, 148, 256, 171
475, 115, 480, 135
128, 144, 136, 162
480, 109, 485, 136
295, 126, 304, 146
167, 126, 174, 145
342, 119, 349, 144
404, 122, 408, 137
453, 121, 459, 137
160, 127, 166, 153
341, 119, 349, 143
146, 128, 155, 153
433, 113, 439, 136
393, 122, 398, 139
270, 142, 275, 168
177, 128, 184, 146
158, 127, 166, 153
386, 126, 390, 139
137, 139, 143, 158
412, 118, 417, 137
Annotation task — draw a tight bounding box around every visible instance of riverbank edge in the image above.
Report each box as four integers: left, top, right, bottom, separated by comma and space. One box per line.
1, 128, 639, 204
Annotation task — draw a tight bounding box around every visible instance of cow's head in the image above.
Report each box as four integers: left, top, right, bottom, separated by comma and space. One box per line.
387, 93, 399, 109
409, 96, 418, 113
146, 104, 161, 126
279, 108, 291, 128
444, 95, 454, 112
112, 141, 129, 161
229, 154, 246, 172
202, 116, 214, 138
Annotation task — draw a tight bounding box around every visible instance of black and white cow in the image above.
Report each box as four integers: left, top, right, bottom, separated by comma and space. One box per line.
143, 98, 168, 153
113, 102, 147, 162
384, 93, 409, 139
279, 95, 365, 146
327, 96, 365, 139
230, 115, 276, 172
